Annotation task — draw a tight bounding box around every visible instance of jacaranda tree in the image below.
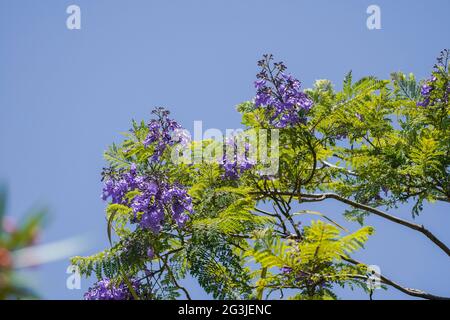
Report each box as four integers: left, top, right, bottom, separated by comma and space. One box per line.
72, 50, 449, 300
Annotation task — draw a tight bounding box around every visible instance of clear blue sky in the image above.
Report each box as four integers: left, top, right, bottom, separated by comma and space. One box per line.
0, 0, 449, 299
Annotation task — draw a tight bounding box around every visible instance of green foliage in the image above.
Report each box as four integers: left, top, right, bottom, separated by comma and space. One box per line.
186, 232, 252, 299
246, 222, 373, 299
391, 72, 420, 101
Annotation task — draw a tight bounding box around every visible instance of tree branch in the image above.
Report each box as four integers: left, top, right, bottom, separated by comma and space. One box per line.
252, 191, 450, 257
321, 160, 357, 176
342, 256, 450, 300
436, 196, 450, 203
159, 254, 192, 300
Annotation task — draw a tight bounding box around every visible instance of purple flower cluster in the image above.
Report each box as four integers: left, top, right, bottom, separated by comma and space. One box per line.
101, 164, 141, 205
220, 137, 256, 179
102, 108, 194, 232
84, 278, 141, 300
102, 166, 193, 233
147, 247, 155, 259
417, 76, 436, 107
254, 54, 313, 128
143, 107, 189, 161
136, 182, 193, 232
280, 266, 293, 274
417, 50, 450, 107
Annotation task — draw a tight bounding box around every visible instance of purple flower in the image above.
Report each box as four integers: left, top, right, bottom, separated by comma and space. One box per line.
163, 185, 194, 227
105, 176, 193, 233
102, 165, 194, 234
143, 107, 184, 162
220, 137, 255, 179
147, 247, 155, 260
254, 79, 266, 90
173, 211, 189, 228
84, 278, 141, 300
417, 50, 449, 107
417, 97, 430, 107
101, 164, 142, 204
117, 177, 194, 233
101, 177, 129, 204
281, 266, 293, 275
417, 81, 434, 107
139, 206, 164, 233
130, 163, 137, 175
253, 55, 313, 128
420, 83, 433, 96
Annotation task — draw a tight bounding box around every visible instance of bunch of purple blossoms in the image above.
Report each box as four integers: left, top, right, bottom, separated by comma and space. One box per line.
101, 164, 141, 205
220, 137, 256, 180
102, 165, 193, 233
280, 266, 293, 275
417, 49, 450, 107
254, 54, 313, 128
143, 107, 189, 162
102, 108, 194, 232
417, 76, 436, 107
134, 182, 193, 232
84, 278, 141, 300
